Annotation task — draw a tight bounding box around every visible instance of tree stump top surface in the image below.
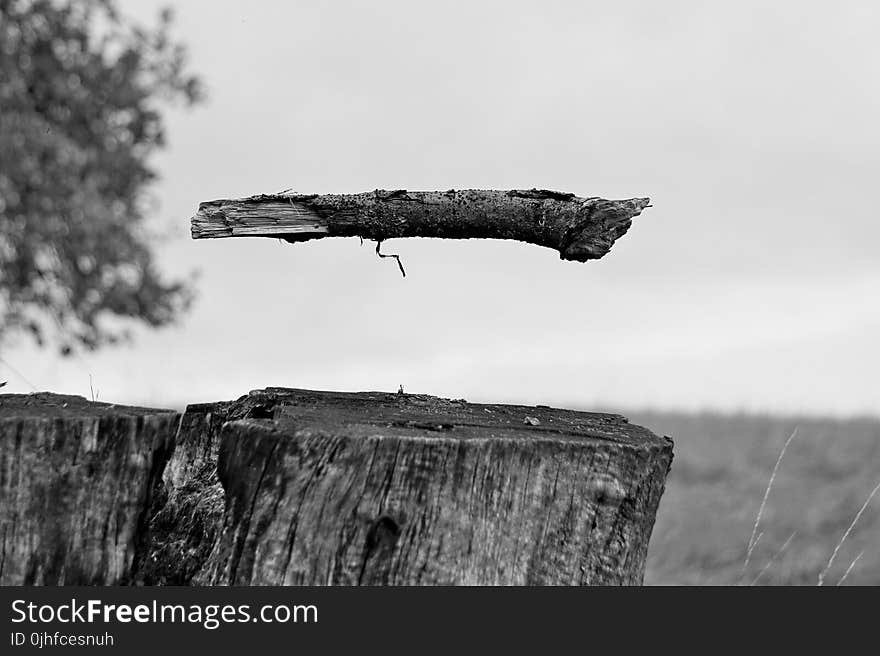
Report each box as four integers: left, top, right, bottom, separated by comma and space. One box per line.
218, 387, 669, 450
0, 390, 670, 451
0, 392, 176, 420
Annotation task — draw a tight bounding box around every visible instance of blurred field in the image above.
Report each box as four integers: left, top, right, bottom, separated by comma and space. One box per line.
623, 411, 880, 585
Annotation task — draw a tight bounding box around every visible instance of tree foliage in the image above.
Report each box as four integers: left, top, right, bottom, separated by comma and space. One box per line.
0, 0, 203, 354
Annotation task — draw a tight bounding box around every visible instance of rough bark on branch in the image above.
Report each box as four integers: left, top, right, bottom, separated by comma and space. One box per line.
191, 189, 651, 262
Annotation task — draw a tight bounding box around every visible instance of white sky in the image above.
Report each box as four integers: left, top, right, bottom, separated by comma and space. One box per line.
5, 0, 879, 416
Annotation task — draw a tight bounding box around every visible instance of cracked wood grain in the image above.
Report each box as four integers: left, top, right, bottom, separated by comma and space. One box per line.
0, 393, 178, 584
1, 389, 673, 586
180, 388, 674, 586
191, 189, 651, 262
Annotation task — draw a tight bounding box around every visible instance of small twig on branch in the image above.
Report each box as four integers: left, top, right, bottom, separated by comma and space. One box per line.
190, 188, 651, 263
376, 241, 406, 277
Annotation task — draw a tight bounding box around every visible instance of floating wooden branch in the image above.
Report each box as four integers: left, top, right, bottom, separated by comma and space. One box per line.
191, 189, 651, 262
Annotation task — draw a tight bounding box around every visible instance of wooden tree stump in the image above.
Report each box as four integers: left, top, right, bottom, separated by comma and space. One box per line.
155, 388, 673, 586
0, 393, 178, 585
2, 389, 673, 586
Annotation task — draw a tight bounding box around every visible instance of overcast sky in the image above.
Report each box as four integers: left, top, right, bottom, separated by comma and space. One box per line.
6, 0, 879, 416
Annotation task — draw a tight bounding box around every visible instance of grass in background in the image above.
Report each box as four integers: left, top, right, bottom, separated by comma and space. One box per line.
625, 411, 880, 585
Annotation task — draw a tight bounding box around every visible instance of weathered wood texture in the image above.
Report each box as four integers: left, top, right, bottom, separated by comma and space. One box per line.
1, 389, 673, 586
191, 189, 651, 262
134, 401, 231, 585
0, 393, 178, 585
156, 388, 673, 585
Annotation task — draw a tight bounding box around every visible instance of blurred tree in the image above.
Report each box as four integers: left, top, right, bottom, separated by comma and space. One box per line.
0, 0, 203, 355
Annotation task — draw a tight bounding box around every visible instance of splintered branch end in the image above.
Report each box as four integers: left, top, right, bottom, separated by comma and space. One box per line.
559, 197, 652, 262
